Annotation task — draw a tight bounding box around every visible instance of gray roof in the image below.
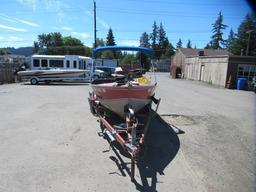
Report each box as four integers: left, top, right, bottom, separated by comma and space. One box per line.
179, 48, 232, 57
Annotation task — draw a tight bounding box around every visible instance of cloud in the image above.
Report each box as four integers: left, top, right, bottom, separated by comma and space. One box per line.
16, 0, 37, 11
16, 19, 39, 27
97, 18, 110, 30
16, 0, 69, 22
71, 32, 90, 39
0, 14, 39, 27
61, 27, 73, 31
0, 24, 27, 32
119, 40, 140, 46
86, 11, 110, 30
44, 0, 67, 21
0, 36, 24, 42
1, 17, 16, 23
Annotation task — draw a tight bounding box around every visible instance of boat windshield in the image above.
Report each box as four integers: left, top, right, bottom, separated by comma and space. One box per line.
92, 46, 156, 84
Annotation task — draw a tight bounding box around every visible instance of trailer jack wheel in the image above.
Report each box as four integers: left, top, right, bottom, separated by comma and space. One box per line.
30, 78, 38, 85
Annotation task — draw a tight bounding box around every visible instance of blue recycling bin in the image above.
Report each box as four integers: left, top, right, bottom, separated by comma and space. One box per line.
237, 78, 247, 90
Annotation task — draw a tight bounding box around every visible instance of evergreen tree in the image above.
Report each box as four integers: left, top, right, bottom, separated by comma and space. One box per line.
163, 41, 175, 58
229, 13, 256, 56
205, 41, 215, 49
139, 32, 150, 47
93, 38, 105, 48
226, 29, 235, 50
157, 22, 168, 58
204, 43, 211, 49
176, 38, 183, 48
106, 28, 116, 46
210, 12, 228, 49
150, 21, 159, 55
186, 40, 192, 48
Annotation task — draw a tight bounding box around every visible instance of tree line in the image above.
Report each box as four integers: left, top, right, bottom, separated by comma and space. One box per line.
32, 11, 255, 58
139, 12, 255, 57
99, 11, 255, 59
32, 32, 91, 56
205, 12, 256, 56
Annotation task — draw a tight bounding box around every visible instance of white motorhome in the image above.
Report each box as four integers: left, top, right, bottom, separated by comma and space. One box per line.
18, 55, 120, 84
17, 55, 94, 84
31, 55, 93, 70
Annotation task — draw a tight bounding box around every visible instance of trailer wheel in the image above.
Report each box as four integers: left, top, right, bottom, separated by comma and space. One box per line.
30, 78, 38, 85
93, 75, 99, 80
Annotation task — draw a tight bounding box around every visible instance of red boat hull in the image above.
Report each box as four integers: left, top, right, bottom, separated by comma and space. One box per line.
91, 83, 155, 118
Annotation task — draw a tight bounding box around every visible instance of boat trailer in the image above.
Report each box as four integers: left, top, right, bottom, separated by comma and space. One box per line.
88, 92, 161, 182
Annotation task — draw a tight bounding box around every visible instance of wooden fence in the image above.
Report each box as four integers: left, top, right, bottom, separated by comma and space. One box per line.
0, 62, 20, 84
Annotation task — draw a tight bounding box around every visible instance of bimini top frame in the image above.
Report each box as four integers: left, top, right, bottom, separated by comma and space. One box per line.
92, 46, 154, 59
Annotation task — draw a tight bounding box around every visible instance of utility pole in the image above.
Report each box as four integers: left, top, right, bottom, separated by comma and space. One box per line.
94, 0, 97, 48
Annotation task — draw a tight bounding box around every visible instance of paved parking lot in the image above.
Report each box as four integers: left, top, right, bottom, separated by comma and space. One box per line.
0, 73, 255, 192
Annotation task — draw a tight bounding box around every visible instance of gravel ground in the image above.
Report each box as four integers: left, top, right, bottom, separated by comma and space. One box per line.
0, 72, 255, 192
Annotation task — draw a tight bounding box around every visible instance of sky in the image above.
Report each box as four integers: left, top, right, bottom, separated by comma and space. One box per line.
0, 0, 253, 49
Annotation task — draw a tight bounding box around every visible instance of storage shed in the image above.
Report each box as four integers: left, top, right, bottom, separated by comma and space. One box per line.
171, 48, 256, 89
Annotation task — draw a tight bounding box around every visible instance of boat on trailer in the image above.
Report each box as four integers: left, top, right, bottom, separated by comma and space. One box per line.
88, 46, 160, 182
17, 68, 86, 78
17, 68, 87, 85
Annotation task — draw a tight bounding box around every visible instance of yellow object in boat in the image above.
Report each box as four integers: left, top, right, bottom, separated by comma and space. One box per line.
136, 76, 150, 84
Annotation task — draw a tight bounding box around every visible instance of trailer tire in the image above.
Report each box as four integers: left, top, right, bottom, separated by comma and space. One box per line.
93, 75, 99, 81
30, 78, 38, 85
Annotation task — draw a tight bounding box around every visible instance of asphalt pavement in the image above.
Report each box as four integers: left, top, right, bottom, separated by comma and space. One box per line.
0, 73, 255, 192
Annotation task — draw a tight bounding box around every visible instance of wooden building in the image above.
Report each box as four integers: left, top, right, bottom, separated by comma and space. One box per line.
171, 48, 256, 89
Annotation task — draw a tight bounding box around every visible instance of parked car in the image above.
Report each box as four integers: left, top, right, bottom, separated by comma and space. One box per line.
92, 66, 122, 80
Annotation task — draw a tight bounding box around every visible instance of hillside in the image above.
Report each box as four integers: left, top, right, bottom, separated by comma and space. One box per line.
3, 47, 33, 56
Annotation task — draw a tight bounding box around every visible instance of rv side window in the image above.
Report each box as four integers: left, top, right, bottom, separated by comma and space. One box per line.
73, 61, 77, 68
49, 60, 64, 68
67, 60, 70, 68
33, 59, 40, 67
41, 59, 47, 67
79, 60, 82, 69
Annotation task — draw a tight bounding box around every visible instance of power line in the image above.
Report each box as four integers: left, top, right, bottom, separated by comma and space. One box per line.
122, 0, 244, 6
97, 8, 243, 19
1, 0, 244, 7
0, 5, 246, 19
97, 6, 244, 18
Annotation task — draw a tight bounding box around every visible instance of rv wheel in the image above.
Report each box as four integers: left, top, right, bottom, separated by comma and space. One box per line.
30, 78, 38, 85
